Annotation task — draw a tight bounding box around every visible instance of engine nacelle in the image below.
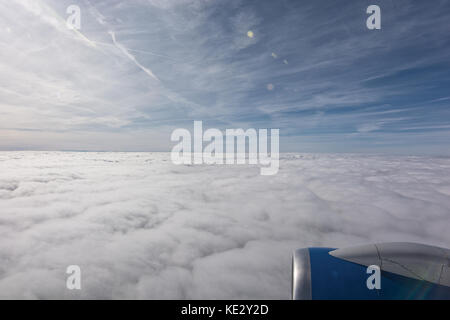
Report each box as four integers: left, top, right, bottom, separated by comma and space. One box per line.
292, 242, 450, 299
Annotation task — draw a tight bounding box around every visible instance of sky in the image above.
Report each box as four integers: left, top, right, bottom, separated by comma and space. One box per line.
0, 0, 449, 154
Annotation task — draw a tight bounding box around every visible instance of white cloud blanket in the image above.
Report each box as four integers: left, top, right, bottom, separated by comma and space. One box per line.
0, 152, 449, 299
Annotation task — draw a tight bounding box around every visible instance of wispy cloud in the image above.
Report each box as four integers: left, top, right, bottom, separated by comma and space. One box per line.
0, 0, 449, 152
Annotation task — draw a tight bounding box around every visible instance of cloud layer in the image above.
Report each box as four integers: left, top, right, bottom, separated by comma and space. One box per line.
0, 152, 449, 299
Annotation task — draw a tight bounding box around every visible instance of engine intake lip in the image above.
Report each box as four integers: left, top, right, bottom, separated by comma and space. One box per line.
292, 248, 312, 300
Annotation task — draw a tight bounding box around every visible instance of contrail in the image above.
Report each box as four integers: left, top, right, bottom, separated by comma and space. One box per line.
108, 31, 160, 82
15, 0, 97, 48
92, 40, 179, 62
83, 0, 161, 81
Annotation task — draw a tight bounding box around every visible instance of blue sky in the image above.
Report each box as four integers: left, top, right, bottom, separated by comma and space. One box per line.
0, 0, 449, 153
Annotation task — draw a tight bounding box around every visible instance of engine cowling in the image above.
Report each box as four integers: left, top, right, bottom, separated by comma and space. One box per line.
292, 242, 450, 300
